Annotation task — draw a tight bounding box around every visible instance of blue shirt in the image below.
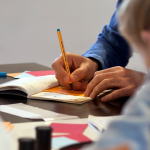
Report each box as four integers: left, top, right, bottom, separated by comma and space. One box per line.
82, 0, 131, 70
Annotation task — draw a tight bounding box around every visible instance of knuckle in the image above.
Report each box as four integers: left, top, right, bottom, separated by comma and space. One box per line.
94, 71, 101, 76
116, 66, 123, 70
120, 70, 126, 76
66, 52, 72, 59
51, 56, 62, 68
102, 79, 110, 85
125, 78, 134, 85
116, 69, 127, 77
94, 71, 98, 76
115, 78, 122, 83
51, 62, 56, 69
66, 52, 71, 55
55, 74, 61, 81
94, 74, 102, 80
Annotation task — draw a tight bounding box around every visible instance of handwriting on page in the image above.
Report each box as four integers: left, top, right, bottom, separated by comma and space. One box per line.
0, 75, 59, 96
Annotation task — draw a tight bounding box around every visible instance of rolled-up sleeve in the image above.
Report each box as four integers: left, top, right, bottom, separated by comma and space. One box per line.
82, 0, 131, 70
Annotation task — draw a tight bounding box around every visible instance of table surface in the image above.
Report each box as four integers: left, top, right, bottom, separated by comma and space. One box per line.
0, 63, 128, 123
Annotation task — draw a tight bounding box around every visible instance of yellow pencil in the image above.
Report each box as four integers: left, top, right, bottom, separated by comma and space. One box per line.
57, 29, 73, 91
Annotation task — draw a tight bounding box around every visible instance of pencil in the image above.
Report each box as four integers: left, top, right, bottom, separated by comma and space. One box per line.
57, 29, 73, 91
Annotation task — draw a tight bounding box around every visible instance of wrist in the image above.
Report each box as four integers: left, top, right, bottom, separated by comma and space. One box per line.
88, 57, 102, 71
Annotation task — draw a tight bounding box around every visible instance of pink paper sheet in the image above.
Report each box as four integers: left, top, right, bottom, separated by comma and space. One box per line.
50, 123, 88, 134
50, 123, 91, 142
26, 70, 55, 76
53, 134, 91, 142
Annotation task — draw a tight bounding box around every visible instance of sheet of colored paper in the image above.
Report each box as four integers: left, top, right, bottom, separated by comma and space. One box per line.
7, 124, 14, 131
7, 70, 55, 78
65, 134, 91, 142
44, 86, 85, 97
50, 123, 88, 134
2, 122, 14, 131
52, 137, 78, 149
26, 70, 55, 76
7, 72, 22, 78
2, 122, 11, 128
53, 134, 91, 143
15, 72, 34, 78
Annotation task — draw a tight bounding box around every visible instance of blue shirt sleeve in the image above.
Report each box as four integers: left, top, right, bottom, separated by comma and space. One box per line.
82, 0, 132, 70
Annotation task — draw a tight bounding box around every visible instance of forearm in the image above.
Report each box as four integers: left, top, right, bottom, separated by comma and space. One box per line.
83, 1, 131, 70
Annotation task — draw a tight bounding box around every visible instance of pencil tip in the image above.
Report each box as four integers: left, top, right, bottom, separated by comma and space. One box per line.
69, 83, 73, 91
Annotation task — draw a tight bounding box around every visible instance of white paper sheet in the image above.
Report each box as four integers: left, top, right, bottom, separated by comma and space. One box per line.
0, 75, 59, 96
88, 115, 124, 132
0, 103, 78, 121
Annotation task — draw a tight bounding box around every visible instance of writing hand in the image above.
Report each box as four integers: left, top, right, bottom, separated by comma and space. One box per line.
52, 52, 98, 90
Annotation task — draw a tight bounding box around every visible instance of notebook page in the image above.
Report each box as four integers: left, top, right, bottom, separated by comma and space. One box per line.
0, 75, 59, 96
29, 92, 91, 104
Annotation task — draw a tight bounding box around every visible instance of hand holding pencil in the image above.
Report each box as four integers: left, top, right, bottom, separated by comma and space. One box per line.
52, 31, 98, 91
57, 29, 73, 91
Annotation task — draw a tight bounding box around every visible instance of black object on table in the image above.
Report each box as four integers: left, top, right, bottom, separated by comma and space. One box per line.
19, 138, 35, 150
36, 126, 52, 150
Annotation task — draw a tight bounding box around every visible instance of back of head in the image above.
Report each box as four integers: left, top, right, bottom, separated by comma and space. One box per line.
118, 0, 150, 47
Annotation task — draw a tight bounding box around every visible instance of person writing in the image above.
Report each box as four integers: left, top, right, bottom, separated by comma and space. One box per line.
82, 0, 150, 149
52, 0, 145, 102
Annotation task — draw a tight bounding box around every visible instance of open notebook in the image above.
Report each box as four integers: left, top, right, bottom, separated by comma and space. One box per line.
0, 75, 91, 104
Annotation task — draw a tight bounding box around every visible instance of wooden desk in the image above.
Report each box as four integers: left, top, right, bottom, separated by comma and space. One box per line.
0, 63, 128, 123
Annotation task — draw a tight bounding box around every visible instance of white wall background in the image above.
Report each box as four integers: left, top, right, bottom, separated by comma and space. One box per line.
0, 0, 147, 73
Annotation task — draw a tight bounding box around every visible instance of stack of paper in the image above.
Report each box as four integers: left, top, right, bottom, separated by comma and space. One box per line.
88, 115, 123, 132
0, 103, 78, 121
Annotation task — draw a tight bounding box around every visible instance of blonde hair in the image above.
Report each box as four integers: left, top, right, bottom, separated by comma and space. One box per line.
118, 0, 150, 47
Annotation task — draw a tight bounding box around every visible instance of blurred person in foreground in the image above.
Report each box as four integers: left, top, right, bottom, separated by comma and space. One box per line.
0, 115, 14, 150
52, 0, 146, 102
82, 0, 150, 149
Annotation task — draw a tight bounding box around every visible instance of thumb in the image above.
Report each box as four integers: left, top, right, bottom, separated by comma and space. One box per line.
70, 66, 87, 82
